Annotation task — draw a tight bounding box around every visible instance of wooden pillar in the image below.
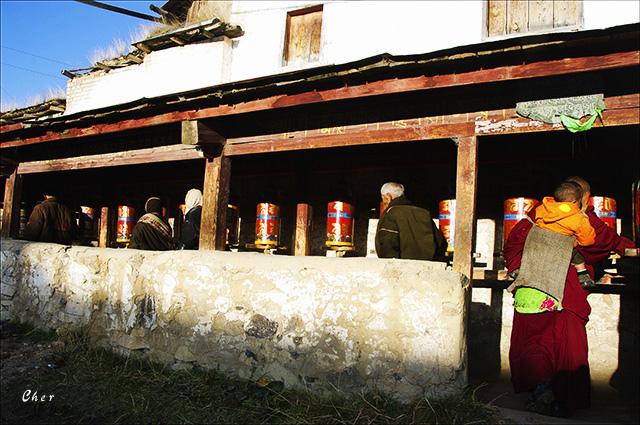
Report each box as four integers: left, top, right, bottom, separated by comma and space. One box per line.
294, 203, 313, 256
98, 207, 110, 248
452, 136, 478, 280
2, 168, 23, 238
199, 155, 231, 250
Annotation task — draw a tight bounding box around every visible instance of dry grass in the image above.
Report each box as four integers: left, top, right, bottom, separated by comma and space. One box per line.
87, 22, 171, 66
85, 1, 232, 66
0, 322, 506, 425
88, 37, 128, 65
0, 86, 66, 113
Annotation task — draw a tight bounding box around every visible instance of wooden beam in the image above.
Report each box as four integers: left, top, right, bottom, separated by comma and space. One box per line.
0, 123, 22, 133
201, 29, 216, 39
94, 62, 112, 71
136, 42, 152, 53
181, 120, 226, 158
2, 51, 637, 148
126, 54, 144, 64
169, 36, 187, 46
199, 155, 231, 250
98, 207, 110, 248
223, 95, 639, 155
474, 106, 639, 135
2, 168, 23, 238
227, 123, 475, 155
17, 145, 200, 174
294, 203, 313, 256
452, 136, 478, 281
9, 95, 639, 166
181, 120, 226, 146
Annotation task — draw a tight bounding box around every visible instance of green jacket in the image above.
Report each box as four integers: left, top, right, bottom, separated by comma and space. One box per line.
375, 196, 446, 260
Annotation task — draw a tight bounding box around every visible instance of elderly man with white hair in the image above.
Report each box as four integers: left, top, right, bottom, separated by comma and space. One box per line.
375, 182, 446, 260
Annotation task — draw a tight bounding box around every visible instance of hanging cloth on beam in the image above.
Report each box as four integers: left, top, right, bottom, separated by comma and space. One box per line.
516, 94, 606, 132
560, 106, 604, 133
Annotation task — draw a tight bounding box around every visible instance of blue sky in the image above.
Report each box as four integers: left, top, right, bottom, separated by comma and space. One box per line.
1, 0, 165, 111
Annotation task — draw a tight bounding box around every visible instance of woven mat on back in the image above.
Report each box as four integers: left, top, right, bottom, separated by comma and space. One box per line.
507, 223, 575, 306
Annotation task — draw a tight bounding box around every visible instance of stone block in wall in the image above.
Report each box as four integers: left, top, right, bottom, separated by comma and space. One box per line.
366, 219, 378, 257
0, 238, 468, 402
475, 219, 495, 270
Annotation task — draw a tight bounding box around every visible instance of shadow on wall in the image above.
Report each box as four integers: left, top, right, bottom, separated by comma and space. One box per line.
467, 288, 504, 382
467, 282, 640, 401
607, 286, 640, 400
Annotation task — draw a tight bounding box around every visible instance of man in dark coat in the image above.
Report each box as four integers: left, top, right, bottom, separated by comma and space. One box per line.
375, 182, 446, 260
24, 195, 76, 245
129, 197, 177, 251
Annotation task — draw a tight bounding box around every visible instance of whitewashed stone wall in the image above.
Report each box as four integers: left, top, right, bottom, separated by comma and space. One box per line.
0, 239, 469, 401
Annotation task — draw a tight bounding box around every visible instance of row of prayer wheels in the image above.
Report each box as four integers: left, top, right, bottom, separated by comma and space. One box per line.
438, 196, 617, 251
254, 201, 354, 250
15, 195, 616, 250
111, 203, 244, 246
64, 201, 354, 250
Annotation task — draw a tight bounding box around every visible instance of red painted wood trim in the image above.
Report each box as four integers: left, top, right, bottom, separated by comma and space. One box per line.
1, 51, 637, 148
17, 144, 200, 174
12, 100, 639, 169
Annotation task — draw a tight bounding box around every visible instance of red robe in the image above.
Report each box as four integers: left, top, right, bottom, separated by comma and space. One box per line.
503, 206, 635, 413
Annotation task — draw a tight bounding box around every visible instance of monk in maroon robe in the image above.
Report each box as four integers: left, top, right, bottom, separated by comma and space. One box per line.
503, 177, 635, 416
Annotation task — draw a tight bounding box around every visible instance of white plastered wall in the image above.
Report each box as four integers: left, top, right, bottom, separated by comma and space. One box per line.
65, 42, 231, 115
229, 0, 484, 81
582, 0, 640, 30
64, 0, 638, 115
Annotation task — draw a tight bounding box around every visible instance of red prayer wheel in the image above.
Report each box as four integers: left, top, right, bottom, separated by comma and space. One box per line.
326, 201, 354, 248
588, 196, 616, 229
438, 199, 456, 253
116, 205, 136, 243
503, 198, 540, 244
226, 204, 240, 246
80, 206, 96, 239
255, 203, 280, 247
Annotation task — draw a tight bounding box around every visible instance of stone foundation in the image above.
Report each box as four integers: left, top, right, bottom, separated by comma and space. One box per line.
0, 239, 469, 402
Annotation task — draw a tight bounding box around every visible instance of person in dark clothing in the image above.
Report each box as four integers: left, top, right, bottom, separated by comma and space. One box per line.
375, 182, 446, 260
24, 195, 77, 245
180, 188, 203, 250
129, 197, 177, 251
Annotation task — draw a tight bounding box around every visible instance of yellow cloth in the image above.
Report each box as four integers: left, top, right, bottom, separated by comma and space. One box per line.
534, 197, 595, 247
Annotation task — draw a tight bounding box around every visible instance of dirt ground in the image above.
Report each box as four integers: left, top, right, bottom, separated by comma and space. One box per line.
4, 320, 635, 425
0, 322, 67, 389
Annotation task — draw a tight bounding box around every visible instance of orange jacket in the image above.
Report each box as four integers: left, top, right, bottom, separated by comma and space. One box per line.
534, 197, 595, 247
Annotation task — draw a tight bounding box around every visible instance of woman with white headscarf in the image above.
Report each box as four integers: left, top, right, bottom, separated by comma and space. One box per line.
180, 188, 203, 249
